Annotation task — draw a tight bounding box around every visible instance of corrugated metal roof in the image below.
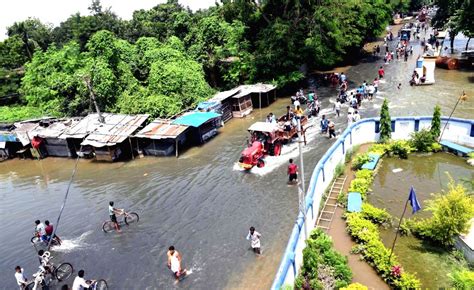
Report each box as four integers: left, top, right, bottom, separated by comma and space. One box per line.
232, 83, 276, 99
209, 88, 240, 103
61, 114, 104, 139
28, 118, 80, 139
135, 119, 188, 140
172, 112, 221, 127
80, 113, 149, 147
209, 83, 276, 102
13, 122, 39, 146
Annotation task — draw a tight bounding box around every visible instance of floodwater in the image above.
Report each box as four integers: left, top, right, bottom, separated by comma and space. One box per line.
1, 27, 473, 289
369, 153, 473, 288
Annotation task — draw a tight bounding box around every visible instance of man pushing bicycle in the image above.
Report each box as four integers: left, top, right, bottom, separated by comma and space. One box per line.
108, 201, 124, 233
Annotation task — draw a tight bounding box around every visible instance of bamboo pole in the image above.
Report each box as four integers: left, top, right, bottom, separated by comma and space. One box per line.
389, 198, 409, 262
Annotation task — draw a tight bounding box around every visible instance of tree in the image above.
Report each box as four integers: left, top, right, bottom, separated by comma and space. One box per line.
0, 35, 29, 69
430, 105, 441, 139
125, 0, 192, 42
432, 0, 465, 53
379, 98, 391, 143
7, 18, 53, 59
455, 0, 474, 50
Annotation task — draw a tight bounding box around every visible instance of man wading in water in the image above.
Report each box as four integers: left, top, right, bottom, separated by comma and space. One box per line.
167, 246, 187, 283
287, 159, 298, 184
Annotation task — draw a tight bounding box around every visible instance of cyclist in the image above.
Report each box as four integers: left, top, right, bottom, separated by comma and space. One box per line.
45, 220, 62, 244
108, 201, 123, 232
72, 270, 95, 290
37, 250, 53, 275
34, 220, 47, 242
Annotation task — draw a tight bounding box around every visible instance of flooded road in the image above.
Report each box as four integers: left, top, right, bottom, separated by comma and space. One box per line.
1, 27, 473, 289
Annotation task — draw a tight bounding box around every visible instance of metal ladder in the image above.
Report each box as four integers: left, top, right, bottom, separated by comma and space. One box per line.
316, 175, 347, 232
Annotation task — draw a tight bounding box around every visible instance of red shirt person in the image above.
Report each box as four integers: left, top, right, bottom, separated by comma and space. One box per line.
45, 220, 53, 236
378, 66, 385, 79
288, 159, 298, 183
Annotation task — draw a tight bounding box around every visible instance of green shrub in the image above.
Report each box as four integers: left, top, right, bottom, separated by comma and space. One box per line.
394, 272, 422, 289
337, 191, 347, 207
368, 143, 390, 155
361, 203, 391, 224
334, 162, 345, 178
431, 142, 442, 152
340, 283, 368, 290
415, 179, 474, 246
348, 170, 374, 199
345, 213, 420, 286
297, 229, 352, 289
410, 129, 435, 152
352, 153, 371, 170
355, 169, 373, 181
345, 145, 359, 164
468, 152, 474, 159
448, 270, 474, 289
348, 178, 372, 199
388, 140, 413, 159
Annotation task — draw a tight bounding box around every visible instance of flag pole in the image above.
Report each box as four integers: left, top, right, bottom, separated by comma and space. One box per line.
388, 197, 409, 262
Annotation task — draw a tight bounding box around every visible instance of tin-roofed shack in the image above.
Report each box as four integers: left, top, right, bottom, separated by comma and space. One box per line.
203, 83, 277, 121
135, 119, 189, 157
0, 118, 56, 160
0, 123, 17, 160
172, 111, 222, 145
82, 113, 149, 161
230, 83, 276, 118
27, 118, 81, 158
62, 113, 149, 161
205, 88, 240, 122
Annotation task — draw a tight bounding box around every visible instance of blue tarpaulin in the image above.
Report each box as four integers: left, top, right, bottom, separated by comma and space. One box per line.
348, 192, 362, 212
361, 153, 381, 170
0, 134, 17, 142
172, 112, 221, 127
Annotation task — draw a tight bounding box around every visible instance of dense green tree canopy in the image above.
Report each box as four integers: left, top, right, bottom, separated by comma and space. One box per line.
19, 30, 212, 119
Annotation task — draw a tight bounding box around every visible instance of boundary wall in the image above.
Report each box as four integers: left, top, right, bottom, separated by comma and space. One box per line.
271, 116, 474, 289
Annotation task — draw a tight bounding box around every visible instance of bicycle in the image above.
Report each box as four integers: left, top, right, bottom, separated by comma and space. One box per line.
25, 252, 73, 290
102, 210, 139, 233
31, 234, 61, 248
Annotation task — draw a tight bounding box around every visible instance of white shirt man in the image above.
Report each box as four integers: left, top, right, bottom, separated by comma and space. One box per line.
72, 270, 93, 290
14, 267, 27, 289
353, 112, 361, 122
36, 223, 46, 236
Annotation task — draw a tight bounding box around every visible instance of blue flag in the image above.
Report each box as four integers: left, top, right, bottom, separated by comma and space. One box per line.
408, 186, 421, 214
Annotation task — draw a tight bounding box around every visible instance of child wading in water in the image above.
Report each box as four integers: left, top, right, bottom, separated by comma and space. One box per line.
246, 226, 262, 256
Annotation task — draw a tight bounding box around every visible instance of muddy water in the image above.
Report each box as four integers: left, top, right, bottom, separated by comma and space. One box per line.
1, 27, 473, 289
369, 153, 473, 288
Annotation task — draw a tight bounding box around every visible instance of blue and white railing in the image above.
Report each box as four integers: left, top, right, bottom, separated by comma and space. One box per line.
272, 116, 474, 289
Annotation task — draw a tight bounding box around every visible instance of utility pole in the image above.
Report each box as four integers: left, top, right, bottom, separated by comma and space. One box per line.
297, 117, 307, 240
83, 76, 105, 123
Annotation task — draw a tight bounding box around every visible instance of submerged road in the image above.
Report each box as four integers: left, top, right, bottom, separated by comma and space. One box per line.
1, 28, 472, 289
